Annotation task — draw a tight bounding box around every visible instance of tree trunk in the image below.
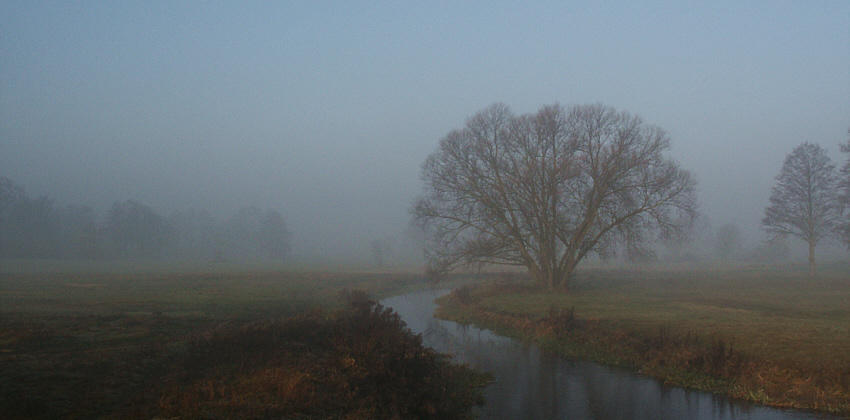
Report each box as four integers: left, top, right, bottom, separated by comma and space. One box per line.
532, 266, 562, 291
808, 240, 817, 278
527, 264, 547, 290
544, 267, 559, 291
558, 260, 579, 291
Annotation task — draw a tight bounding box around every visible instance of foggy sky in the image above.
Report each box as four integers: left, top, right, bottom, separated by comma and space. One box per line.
2, 2, 849, 263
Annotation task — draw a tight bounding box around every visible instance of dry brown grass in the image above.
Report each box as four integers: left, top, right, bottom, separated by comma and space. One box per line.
0, 269, 487, 419
436, 263, 850, 416
141, 298, 487, 420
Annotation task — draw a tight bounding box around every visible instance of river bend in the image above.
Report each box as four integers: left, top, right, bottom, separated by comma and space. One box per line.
382, 290, 837, 420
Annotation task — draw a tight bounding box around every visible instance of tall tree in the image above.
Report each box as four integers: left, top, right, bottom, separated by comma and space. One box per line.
56, 204, 102, 259
413, 103, 697, 290
762, 142, 841, 277
0, 177, 25, 214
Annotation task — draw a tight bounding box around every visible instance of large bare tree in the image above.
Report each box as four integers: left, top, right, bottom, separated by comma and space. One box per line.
762, 142, 841, 277
412, 103, 697, 290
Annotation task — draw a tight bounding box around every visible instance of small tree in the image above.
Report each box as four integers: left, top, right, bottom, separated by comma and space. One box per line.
413, 103, 697, 290
762, 142, 841, 277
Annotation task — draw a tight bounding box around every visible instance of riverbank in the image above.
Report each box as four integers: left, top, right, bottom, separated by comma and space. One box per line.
435, 265, 850, 417
0, 269, 488, 419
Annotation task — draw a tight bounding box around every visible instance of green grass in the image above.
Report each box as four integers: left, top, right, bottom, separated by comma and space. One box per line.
435, 263, 850, 415
0, 268, 428, 317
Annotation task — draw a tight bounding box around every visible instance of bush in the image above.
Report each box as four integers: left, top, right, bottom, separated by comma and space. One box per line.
146, 291, 488, 419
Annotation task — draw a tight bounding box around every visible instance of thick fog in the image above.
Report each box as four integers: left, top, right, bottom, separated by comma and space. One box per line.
2, 2, 849, 266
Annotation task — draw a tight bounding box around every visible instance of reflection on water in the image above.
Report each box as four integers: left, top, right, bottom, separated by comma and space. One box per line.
382, 290, 834, 420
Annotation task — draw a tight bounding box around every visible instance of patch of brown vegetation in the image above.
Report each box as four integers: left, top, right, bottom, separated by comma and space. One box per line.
0, 281, 488, 420
144, 292, 488, 419
437, 281, 850, 416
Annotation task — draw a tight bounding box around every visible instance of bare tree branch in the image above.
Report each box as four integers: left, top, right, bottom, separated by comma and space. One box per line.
412, 103, 697, 290
762, 142, 842, 277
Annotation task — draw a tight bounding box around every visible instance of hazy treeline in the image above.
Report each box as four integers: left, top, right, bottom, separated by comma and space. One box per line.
657, 218, 791, 264
664, 133, 850, 270
0, 176, 290, 262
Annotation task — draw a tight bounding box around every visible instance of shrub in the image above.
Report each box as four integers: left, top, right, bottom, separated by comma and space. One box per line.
147, 291, 488, 419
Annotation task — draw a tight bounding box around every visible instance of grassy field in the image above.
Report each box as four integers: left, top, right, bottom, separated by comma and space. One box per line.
0, 262, 487, 419
435, 262, 850, 416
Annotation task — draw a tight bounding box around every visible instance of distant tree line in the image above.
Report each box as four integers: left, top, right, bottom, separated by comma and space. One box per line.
0, 176, 290, 262
657, 131, 850, 273
662, 129, 850, 273
658, 217, 791, 265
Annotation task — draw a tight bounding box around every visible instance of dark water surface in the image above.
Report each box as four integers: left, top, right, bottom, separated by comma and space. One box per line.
382, 290, 838, 420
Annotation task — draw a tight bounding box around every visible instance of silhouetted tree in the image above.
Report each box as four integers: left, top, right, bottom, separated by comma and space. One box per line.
0, 178, 102, 260
5, 195, 60, 258
762, 142, 841, 277
104, 200, 173, 259
223, 206, 290, 260
0, 177, 25, 213
413, 103, 697, 290
169, 209, 223, 261
56, 204, 102, 259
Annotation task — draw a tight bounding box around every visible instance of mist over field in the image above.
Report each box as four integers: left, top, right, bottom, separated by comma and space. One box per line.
2, 2, 849, 266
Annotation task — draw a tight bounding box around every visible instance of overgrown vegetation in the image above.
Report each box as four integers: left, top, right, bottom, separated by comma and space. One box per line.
436, 264, 850, 416
0, 269, 487, 419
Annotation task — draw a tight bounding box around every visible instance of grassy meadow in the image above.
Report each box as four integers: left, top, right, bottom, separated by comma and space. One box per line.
436, 262, 850, 416
3, 260, 848, 417
0, 261, 487, 419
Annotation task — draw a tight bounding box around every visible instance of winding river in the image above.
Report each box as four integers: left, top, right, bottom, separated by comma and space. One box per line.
382, 289, 839, 420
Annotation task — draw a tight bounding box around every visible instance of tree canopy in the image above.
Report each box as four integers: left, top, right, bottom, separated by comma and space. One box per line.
762, 142, 841, 276
413, 103, 697, 290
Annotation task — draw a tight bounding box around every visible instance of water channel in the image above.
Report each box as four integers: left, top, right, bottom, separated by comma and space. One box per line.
382, 290, 839, 420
